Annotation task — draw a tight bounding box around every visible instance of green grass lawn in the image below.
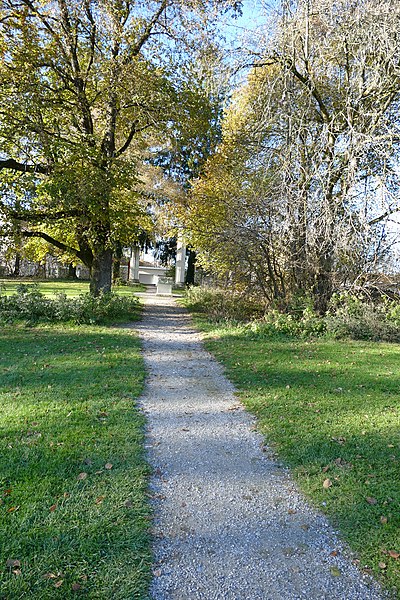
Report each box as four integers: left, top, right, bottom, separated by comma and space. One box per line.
194, 319, 400, 596
0, 324, 150, 599
0, 279, 145, 297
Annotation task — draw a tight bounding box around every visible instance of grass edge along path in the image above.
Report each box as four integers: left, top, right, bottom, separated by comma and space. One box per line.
0, 322, 151, 599
187, 313, 400, 598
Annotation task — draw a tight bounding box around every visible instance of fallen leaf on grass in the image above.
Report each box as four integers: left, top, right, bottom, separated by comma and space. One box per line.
323, 479, 332, 489
334, 457, 353, 468
104, 463, 113, 470
331, 437, 346, 445
389, 551, 400, 559
12, 569, 22, 576
54, 580, 63, 588
83, 458, 92, 466
124, 500, 133, 508
95, 496, 105, 505
71, 583, 81, 591
6, 559, 20, 569
366, 497, 377, 505
44, 573, 58, 579
7, 506, 19, 513
380, 516, 388, 524
4, 488, 12, 496
379, 562, 387, 570
77, 472, 87, 480
322, 465, 330, 473
49, 504, 57, 512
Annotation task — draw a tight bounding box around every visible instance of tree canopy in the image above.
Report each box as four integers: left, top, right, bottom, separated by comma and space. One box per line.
181, 0, 400, 311
0, 0, 241, 293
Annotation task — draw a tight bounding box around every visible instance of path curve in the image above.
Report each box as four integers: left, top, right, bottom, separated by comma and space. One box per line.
134, 292, 383, 600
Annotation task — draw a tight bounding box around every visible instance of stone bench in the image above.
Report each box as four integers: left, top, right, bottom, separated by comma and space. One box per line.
156, 276, 173, 296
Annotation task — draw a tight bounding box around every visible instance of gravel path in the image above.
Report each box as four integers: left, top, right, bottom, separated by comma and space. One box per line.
134, 292, 383, 600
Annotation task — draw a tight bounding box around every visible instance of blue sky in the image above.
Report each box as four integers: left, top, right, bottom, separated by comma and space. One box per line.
221, 0, 280, 49
224, 0, 265, 40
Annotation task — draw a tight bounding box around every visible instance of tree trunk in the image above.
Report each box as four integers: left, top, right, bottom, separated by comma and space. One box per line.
112, 258, 120, 283
68, 263, 77, 279
90, 249, 113, 296
13, 253, 21, 276
185, 250, 196, 285
112, 241, 123, 283
313, 249, 334, 314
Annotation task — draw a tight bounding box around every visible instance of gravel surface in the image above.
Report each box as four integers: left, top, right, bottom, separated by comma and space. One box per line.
134, 291, 384, 600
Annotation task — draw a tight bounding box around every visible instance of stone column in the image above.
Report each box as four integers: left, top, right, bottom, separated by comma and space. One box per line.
175, 240, 186, 286
129, 245, 140, 283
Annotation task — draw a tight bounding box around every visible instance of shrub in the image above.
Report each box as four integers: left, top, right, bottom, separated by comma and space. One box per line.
184, 286, 264, 323
325, 293, 400, 342
0, 285, 140, 325
185, 286, 400, 343
247, 306, 326, 338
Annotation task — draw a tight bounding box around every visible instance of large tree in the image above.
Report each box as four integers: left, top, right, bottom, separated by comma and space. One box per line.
184, 0, 400, 311
0, 0, 240, 294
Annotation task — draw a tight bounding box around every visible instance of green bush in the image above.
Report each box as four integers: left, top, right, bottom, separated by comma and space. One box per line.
184, 286, 263, 323
247, 306, 326, 338
0, 284, 141, 325
325, 292, 400, 342
185, 286, 400, 343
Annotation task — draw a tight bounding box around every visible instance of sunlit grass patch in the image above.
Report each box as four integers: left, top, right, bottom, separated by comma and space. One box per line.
0, 324, 150, 599
0, 279, 145, 297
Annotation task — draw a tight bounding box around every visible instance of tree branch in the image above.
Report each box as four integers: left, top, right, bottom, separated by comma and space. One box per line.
9, 209, 83, 223
368, 206, 400, 226
0, 159, 50, 175
124, 0, 169, 62
115, 121, 153, 157
22, 230, 92, 265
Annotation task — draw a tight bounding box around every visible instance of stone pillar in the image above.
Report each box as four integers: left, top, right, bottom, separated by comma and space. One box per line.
129, 245, 140, 283
175, 240, 186, 286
